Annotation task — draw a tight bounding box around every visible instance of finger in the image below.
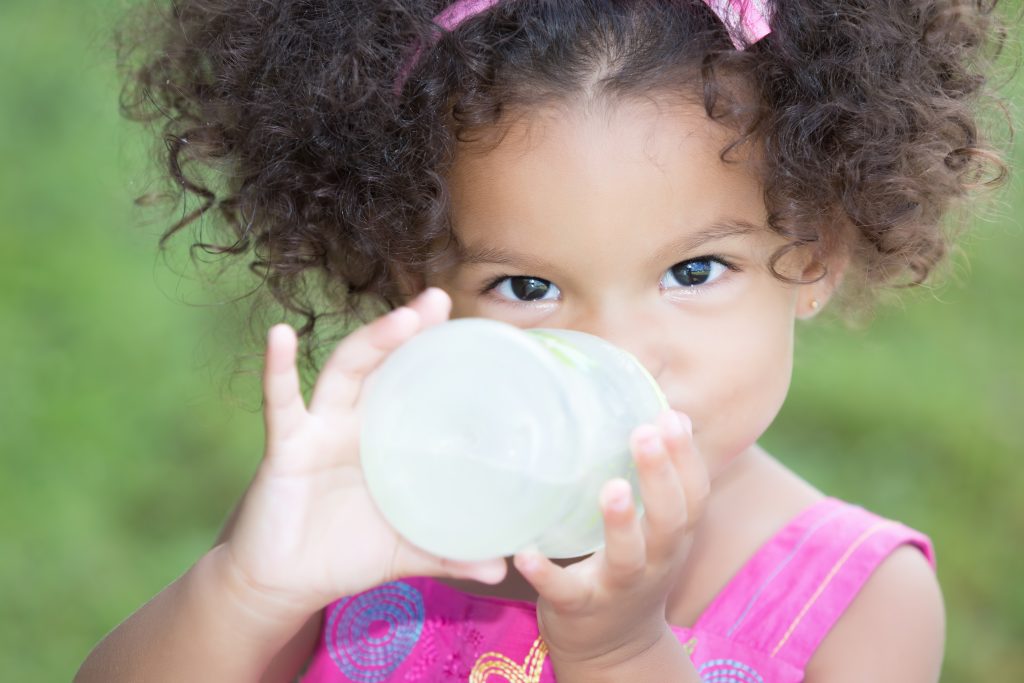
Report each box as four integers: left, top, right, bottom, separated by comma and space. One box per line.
599, 478, 647, 584
658, 411, 709, 524
262, 324, 308, 443
631, 423, 688, 552
405, 285, 453, 329
438, 557, 508, 585
514, 550, 589, 611
308, 288, 450, 415
393, 543, 508, 585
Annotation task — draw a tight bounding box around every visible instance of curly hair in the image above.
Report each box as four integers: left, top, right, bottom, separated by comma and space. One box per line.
116, 0, 1009, 366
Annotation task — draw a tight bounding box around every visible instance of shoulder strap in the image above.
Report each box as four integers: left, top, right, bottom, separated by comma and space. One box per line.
694, 497, 935, 670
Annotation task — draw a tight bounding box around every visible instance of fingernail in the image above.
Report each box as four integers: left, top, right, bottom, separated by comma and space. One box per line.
516, 553, 538, 573
415, 287, 444, 304
674, 411, 692, 436
638, 432, 662, 456
388, 305, 414, 319
659, 410, 684, 437
476, 562, 505, 585
268, 324, 291, 344
609, 492, 631, 511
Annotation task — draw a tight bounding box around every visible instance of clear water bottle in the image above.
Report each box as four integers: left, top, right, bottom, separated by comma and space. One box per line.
358, 318, 668, 561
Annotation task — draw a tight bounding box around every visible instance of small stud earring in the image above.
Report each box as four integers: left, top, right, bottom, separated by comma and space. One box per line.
810, 299, 820, 311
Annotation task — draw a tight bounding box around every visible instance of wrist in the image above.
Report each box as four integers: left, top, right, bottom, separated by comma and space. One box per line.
198, 544, 320, 637
548, 623, 699, 683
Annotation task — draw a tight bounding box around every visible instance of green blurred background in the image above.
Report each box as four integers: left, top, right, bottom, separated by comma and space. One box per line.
1, 1, 1021, 680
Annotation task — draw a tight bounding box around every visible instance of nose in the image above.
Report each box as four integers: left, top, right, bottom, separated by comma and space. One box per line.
560, 303, 665, 381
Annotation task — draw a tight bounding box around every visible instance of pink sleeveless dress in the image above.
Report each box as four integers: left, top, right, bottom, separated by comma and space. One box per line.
301, 497, 935, 682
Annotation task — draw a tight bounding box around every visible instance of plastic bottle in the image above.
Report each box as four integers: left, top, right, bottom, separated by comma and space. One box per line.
358, 318, 668, 561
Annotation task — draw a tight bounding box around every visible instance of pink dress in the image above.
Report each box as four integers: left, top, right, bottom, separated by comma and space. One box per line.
301, 497, 935, 682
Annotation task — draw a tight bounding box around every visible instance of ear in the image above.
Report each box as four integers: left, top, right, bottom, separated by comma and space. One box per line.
795, 251, 848, 320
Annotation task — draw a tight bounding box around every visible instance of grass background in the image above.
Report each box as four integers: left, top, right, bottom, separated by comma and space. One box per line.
1, 1, 1021, 680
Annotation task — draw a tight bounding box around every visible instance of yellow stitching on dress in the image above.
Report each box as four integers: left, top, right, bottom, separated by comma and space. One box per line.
469, 636, 549, 683
770, 521, 890, 658
682, 637, 698, 656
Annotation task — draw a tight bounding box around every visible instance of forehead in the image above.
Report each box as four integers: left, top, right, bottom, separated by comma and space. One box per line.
445, 97, 767, 263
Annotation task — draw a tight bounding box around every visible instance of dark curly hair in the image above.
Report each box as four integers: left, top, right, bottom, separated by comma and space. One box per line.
116, 0, 1010, 368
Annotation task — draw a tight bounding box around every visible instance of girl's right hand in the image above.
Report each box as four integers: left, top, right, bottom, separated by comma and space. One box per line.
219, 287, 507, 616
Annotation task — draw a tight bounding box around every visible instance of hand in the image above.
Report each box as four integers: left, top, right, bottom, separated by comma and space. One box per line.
219, 288, 507, 616
512, 410, 709, 673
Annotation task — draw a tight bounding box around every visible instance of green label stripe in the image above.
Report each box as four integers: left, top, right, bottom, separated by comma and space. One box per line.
527, 330, 667, 408
632, 355, 670, 409
527, 331, 597, 371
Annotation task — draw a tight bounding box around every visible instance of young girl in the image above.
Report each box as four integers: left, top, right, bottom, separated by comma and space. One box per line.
80, 0, 1008, 681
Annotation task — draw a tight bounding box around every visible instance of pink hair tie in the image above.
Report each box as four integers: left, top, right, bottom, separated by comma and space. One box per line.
394, 0, 772, 94
705, 0, 772, 47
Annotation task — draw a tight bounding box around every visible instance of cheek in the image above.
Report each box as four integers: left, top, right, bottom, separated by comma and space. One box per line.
689, 297, 796, 465
725, 330, 794, 428
448, 293, 490, 320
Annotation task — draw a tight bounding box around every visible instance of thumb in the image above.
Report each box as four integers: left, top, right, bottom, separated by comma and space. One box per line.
391, 537, 508, 585
439, 557, 509, 585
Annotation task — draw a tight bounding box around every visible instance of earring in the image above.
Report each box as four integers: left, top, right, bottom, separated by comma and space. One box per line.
810, 299, 820, 311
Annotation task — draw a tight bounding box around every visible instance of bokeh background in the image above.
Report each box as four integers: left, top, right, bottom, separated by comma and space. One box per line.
2, 1, 1021, 680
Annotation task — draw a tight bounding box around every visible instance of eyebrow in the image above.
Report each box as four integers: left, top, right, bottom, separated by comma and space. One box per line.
456, 218, 764, 272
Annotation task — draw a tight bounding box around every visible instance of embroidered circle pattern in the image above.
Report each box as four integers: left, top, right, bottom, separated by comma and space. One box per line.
698, 658, 765, 683
326, 581, 426, 682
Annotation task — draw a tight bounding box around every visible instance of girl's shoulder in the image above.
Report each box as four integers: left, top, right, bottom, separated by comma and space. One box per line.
804, 542, 943, 681
687, 449, 941, 681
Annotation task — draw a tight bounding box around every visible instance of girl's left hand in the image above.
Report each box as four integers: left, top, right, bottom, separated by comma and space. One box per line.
513, 409, 709, 673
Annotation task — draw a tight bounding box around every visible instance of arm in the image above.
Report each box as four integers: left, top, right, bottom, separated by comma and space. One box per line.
74, 545, 321, 683
805, 546, 946, 682
215, 501, 323, 683
76, 495, 321, 683
76, 289, 505, 683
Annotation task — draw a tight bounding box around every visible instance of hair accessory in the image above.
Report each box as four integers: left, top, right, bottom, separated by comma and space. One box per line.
705, 0, 773, 48
395, 0, 773, 94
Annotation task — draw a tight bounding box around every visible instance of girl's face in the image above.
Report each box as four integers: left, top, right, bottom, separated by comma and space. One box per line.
427, 98, 830, 478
